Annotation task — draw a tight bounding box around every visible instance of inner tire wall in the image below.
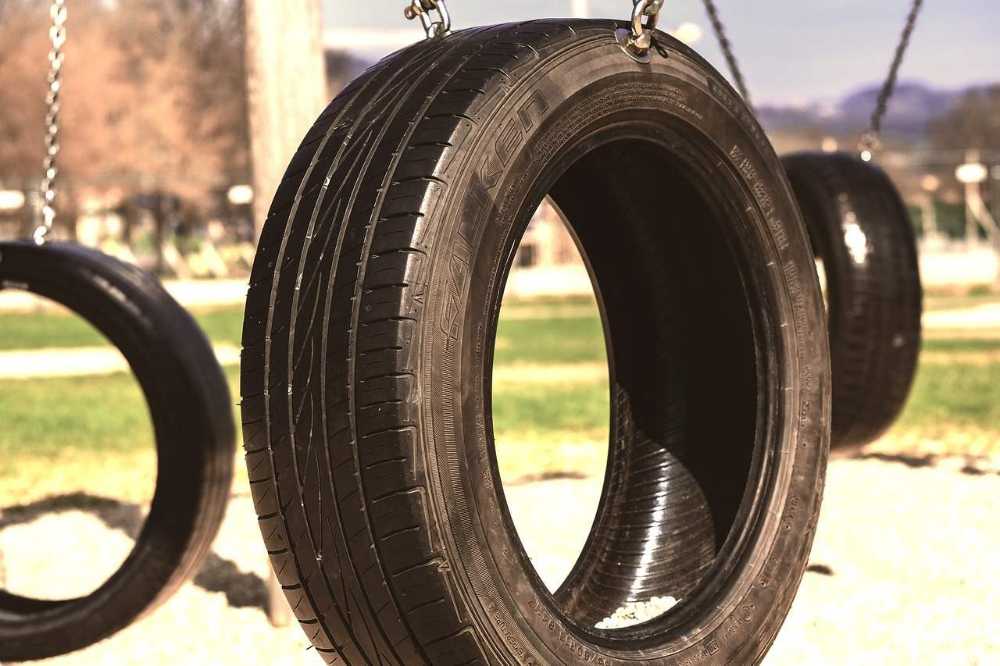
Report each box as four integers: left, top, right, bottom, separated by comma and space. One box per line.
0, 241, 235, 662
546, 139, 759, 628
782, 152, 922, 447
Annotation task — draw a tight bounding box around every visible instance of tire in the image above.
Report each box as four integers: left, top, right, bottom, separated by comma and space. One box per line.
782, 152, 922, 448
0, 241, 235, 661
242, 20, 829, 665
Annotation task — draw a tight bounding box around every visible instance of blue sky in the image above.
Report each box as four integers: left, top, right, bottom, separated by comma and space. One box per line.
323, 0, 999, 105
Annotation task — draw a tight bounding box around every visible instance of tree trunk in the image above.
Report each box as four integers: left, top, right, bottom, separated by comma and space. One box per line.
244, 0, 327, 240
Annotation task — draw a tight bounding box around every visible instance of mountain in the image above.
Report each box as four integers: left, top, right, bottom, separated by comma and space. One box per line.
757, 81, 968, 139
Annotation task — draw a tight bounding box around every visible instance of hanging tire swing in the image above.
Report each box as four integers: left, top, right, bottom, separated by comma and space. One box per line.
0, 243, 236, 661
242, 12, 829, 665
0, 3, 236, 660
703, 0, 925, 449
778, 0, 925, 448
782, 153, 922, 447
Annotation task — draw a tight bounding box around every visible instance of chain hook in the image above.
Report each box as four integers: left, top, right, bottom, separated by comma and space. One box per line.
34, 0, 67, 245
857, 131, 881, 163
404, 0, 451, 39
616, 0, 664, 63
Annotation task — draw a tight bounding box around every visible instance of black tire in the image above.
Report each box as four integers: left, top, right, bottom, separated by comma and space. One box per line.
242, 20, 829, 665
782, 152, 922, 448
0, 241, 235, 661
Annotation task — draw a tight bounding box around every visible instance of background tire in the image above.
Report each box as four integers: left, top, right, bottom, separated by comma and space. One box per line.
242, 20, 829, 665
0, 241, 235, 661
783, 152, 922, 448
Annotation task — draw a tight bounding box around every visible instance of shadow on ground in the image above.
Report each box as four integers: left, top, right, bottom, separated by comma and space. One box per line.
848, 451, 999, 475
0, 492, 268, 612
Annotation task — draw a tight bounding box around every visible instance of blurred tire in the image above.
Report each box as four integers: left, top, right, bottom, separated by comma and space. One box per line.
783, 152, 922, 448
0, 241, 235, 661
242, 20, 829, 665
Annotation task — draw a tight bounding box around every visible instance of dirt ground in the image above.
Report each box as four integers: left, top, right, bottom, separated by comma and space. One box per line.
2, 454, 997, 665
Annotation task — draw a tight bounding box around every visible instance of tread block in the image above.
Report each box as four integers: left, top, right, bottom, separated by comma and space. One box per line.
378, 527, 436, 574
369, 487, 427, 538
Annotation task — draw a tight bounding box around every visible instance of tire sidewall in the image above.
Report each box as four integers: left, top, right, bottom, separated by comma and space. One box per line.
415, 34, 829, 664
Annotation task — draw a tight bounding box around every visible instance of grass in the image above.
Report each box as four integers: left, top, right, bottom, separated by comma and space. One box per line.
0, 367, 242, 505
0, 298, 607, 354
895, 362, 1000, 433
0, 306, 246, 351
494, 315, 606, 366
924, 287, 1000, 312
2, 296, 999, 506
922, 337, 1000, 352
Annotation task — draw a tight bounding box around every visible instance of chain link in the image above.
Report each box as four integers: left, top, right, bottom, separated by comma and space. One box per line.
701, 0, 751, 105
615, 0, 665, 62
859, 0, 924, 160
34, 0, 67, 245
403, 0, 451, 39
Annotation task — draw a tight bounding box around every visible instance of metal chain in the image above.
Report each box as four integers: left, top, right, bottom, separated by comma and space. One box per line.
403, 0, 451, 39
34, 0, 67, 245
616, 0, 665, 62
859, 0, 924, 159
701, 0, 751, 105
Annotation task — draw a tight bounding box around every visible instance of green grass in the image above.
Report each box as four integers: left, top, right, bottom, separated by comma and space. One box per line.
3, 296, 1000, 504
0, 308, 110, 350
0, 306, 246, 351
1, 373, 156, 459
492, 381, 608, 444
895, 362, 1000, 433
0, 367, 243, 504
922, 337, 1000, 353
924, 289, 1000, 312
494, 315, 606, 365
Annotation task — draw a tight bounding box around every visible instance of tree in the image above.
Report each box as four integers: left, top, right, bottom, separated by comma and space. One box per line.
0, 0, 250, 234
930, 85, 1000, 285
929, 85, 1000, 152
243, 0, 326, 239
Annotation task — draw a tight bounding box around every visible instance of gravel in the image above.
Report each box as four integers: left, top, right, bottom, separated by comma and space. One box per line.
1, 455, 997, 664
595, 597, 680, 630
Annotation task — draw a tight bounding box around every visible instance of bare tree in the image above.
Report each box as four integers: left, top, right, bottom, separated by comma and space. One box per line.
0, 0, 250, 229
929, 85, 1000, 152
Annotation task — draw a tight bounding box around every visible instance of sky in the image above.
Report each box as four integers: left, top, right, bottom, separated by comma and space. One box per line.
323, 0, 999, 106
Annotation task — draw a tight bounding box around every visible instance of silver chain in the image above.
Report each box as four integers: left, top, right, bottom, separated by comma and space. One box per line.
701, 0, 751, 105
403, 0, 451, 39
617, 0, 665, 61
859, 0, 924, 159
34, 0, 67, 245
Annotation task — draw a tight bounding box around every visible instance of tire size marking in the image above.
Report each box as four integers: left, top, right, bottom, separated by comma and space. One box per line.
676, 601, 757, 666
525, 599, 612, 666
661, 85, 704, 122
729, 144, 790, 254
